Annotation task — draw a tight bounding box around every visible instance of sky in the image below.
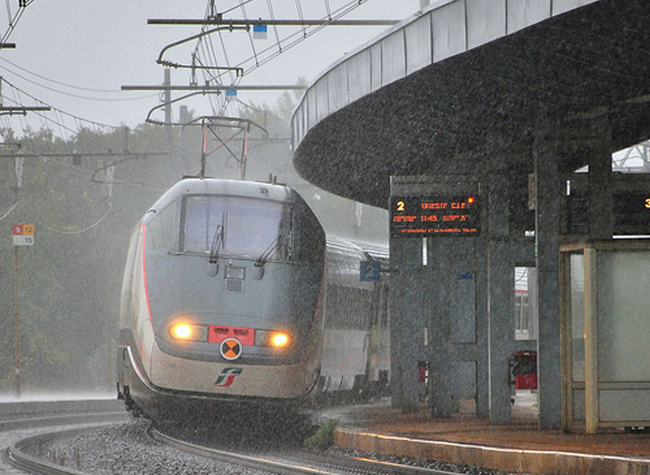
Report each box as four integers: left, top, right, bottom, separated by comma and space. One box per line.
0, 0, 421, 133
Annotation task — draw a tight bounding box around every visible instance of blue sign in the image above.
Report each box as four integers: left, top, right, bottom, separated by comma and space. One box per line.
253, 24, 267, 39
360, 261, 381, 281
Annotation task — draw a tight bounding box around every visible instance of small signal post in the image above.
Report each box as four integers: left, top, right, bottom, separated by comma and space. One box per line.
12, 223, 34, 399
12, 223, 34, 246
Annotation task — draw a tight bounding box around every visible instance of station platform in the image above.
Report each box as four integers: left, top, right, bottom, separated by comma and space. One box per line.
325, 394, 650, 475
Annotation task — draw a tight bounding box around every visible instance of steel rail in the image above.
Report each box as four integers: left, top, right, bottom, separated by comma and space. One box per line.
3, 412, 465, 475
1, 401, 127, 475
4, 429, 93, 475
151, 426, 333, 475
3, 413, 128, 475
0, 411, 126, 431
151, 426, 462, 475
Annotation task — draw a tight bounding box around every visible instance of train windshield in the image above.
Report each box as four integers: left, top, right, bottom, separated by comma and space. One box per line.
182, 195, 288, 260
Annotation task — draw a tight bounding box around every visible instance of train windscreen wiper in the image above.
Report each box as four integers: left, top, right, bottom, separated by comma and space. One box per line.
255, 236, 279, 268
209, 213, 226, 264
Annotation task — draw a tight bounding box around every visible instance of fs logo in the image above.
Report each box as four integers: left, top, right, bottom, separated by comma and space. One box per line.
214, 367, 243, 387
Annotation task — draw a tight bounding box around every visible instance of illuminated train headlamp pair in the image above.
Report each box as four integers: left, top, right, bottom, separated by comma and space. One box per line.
169, 323, 293, 349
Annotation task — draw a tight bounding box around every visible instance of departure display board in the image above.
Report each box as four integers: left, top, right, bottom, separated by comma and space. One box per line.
613, 192, 650, 233
390, 195, 480, 237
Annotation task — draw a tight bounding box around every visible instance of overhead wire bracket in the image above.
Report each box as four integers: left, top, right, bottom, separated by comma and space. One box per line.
144, 90, 222, 126
187, 115, 267, 179
148, 18, 400, 26
155, 24, 249, 76
0, 106, 50, 117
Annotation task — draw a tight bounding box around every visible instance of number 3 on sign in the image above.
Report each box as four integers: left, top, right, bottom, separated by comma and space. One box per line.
645, 198, 650, 209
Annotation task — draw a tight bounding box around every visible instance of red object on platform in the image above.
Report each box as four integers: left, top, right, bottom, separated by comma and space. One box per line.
515, 373, 538, 390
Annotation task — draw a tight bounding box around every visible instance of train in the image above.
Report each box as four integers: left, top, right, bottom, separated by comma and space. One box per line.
116, 177, 389, 422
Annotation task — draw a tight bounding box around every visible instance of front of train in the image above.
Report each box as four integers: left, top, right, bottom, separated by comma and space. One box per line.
117, 178, 326, 421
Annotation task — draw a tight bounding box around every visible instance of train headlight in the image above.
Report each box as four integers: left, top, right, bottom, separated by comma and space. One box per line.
255, 330, 293, 349
170, 323, 208, 342
272, 333, 290, 348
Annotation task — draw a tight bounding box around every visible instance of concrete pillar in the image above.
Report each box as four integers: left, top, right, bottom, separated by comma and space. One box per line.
588, 119, 613, 239
389, 175, 481, 416
534, 125, 563, 430
487, 169, 514, 424
389, 237, 425, 413
428, 238, 465, 418
475, 236, 490, 419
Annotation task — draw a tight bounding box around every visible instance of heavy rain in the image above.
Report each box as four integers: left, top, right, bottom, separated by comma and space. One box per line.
0, 0, 415, 400
3, 1, 650, 474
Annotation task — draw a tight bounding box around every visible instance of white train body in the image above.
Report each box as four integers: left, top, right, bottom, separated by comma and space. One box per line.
116, 178, 389, 421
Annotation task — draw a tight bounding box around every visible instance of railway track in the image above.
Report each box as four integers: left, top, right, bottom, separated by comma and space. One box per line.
5, 420, 464, 475
5, 429, 94, 475
150, 424, 465, 475
0, 399, 128, 475
1, 400, 487, 475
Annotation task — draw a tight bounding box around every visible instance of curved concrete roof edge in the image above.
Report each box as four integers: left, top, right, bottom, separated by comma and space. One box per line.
291, 0, 600, 152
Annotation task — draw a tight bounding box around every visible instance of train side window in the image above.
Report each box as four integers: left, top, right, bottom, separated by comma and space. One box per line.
294, 201, 325, 263
146, 203, 176, 251
276, 207, 294, 261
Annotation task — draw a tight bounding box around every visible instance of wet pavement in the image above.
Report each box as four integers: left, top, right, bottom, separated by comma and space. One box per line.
324, 393, 650, 474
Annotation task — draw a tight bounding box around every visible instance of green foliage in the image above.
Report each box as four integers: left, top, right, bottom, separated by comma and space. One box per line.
303, 418, 339, 450
237, 77, 307, 136
0, 125, 175, 396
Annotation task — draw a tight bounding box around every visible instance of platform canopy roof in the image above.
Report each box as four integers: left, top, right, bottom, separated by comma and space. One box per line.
292, 0, 650, 209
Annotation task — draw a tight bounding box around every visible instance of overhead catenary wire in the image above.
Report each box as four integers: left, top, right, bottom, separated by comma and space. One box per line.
23, 203, 113, 235
239, 0, 260, 67
294, 0, 307, 38
1, 77, 121, 132
265, 0, 283, 54
222, 0, 379, 78
0, 0, 404, 137
0, 201, 19, 221
0, 0, 28, 46
153, 0, 386, 119
0, 57, 149, 95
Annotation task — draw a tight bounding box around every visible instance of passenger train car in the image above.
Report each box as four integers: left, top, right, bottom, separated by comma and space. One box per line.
317, 238, 390, 402
116, 177, 389, 421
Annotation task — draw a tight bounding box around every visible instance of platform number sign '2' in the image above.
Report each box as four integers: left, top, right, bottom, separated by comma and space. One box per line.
390, 196, 480, 237
12, 224, 35, 246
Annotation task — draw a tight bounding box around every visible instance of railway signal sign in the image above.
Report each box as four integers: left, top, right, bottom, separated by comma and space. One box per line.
253, 24, 267, 39
12, 224, 34, 246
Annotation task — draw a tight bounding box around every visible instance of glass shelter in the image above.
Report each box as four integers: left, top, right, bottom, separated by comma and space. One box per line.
561, 240, 650, 433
